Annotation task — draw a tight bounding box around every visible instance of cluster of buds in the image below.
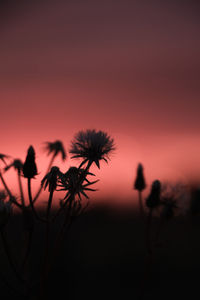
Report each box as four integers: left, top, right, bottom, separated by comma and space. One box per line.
59, 167, 98, 200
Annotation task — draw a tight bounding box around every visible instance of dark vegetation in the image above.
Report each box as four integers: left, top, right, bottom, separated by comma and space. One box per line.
0, 129, 200, 299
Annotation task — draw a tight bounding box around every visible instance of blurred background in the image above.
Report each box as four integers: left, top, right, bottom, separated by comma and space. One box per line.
0, 0, 200, 205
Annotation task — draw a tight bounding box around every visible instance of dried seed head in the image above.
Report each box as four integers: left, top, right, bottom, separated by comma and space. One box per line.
41, 166, 61, 192
4, 159, 23, 175
70, 129, 115, 169
43, 140, 67, 160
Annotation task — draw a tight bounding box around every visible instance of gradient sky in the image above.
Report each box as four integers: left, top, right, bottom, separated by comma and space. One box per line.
0, 0, 200, 205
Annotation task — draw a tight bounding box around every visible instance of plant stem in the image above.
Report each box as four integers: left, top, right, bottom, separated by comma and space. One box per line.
18, 173, 25, 207
28, 178, 45, 222
40, 189, 54, 299
146, 208, 153, 255
49, 194, 75, 274
0, 271, 26, 298
155, 216, 165, 244
45, 189, 54, 267
21, 230, 33, 272
139, 208, 154, 300
0, 229, 27, 286
138, 190, 144, 218
33, 154, 56, 204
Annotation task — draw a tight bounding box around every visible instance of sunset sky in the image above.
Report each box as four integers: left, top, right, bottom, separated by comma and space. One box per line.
0, 0, 200, 205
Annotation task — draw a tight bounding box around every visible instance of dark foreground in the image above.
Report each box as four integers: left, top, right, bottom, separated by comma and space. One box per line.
0, 205, 200, 299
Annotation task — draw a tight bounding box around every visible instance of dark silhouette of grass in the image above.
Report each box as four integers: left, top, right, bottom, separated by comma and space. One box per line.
0, 129, 116, 299
0, 203, 200, 300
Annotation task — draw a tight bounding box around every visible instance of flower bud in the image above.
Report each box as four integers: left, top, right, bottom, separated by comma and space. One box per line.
23, 146, 37, 178
134, 163, 146, 191
146, 180, 161, 209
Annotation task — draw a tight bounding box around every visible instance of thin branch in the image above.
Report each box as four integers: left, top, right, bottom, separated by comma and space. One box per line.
32, 154, 56, 204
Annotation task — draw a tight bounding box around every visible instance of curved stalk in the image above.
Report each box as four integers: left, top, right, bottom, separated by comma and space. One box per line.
27, 178, 45, 222
50, 195, 75, 272
17, 173, 25, 207
21, 230, 33, 272
146, 208, 153, 255
139, 208, 154, 300
138, 190, 144, 218
33, 154, 56, 204
40, 189, 54, 299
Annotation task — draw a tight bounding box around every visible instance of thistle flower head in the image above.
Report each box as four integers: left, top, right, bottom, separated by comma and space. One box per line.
146, 180, 161, 209
134, 163, 146, 191
58, 166, 98, 201
41, 166, 62, 192
70, 129, 115, 169
43, 140, 66, 161
23, 146, 37, 178
0, 192, 12, 228
4, 159, 23, 175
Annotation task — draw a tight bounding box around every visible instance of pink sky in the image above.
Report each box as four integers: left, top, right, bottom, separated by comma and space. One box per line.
0, 0, 200, 205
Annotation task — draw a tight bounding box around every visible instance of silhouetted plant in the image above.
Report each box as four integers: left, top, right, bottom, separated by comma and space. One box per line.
22, 146, 41, 224
0, 129, 114, 299
33, 140, 67, 203
134, 163, 146, 218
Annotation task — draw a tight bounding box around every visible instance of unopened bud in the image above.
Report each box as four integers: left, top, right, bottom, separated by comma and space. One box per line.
23, 146, 37, 178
